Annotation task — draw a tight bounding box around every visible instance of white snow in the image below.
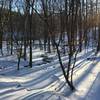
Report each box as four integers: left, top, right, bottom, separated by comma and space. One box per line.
0, 48, 100, 100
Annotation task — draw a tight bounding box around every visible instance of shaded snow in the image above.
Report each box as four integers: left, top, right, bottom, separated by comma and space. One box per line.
0, 48, 100, 100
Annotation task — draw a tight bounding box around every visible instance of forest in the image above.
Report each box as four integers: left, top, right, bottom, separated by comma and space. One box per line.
0, 0, 100, 100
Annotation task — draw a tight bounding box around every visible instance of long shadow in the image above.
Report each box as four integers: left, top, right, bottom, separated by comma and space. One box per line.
0, 82, 19, 89
20, 90, 66, 100
84, 72, 100, 100
0, 50, 97, 99
21, 67, 61, 89
0, 87, 24, 96
3, 54, 66, 77
1, 55, 57, 76
71, 50, 95, 71
74, 57, 100, 72
0, 60, 17, 74
73, 61, 90, 75
0, 49, 93, 77
17, 51, 97, 94
0, 60, 17, 67
17, 50, 93, 77
7, 51, 95, 99
18, 91, 46, 100
74, 61, 99, 87
56, 61, 99, 98
26, 91, 62, 100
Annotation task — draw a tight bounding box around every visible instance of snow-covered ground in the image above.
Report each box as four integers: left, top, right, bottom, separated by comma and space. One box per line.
0, 48, 100, 100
